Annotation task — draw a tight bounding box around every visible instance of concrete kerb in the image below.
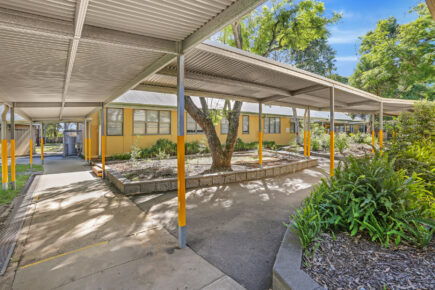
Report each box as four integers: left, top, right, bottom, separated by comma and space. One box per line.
272, 227, 324, 290
106, 158, 319, 195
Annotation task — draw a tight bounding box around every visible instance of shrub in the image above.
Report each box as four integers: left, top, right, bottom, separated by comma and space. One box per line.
289, 152, 433, 248
350, 132, 372, 144
335, 132, 350, 154
108, 153, 131, 161
139, 139, 177, 159
185, 141, 209, 155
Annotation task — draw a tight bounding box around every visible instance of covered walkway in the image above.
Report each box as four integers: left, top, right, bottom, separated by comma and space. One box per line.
2, 157, 243, 289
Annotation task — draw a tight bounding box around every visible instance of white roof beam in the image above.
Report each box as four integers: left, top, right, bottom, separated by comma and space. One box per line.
183, 0, 267, 52
59, 0, 89, 120
15, 102, 103, 108
261, 84, 327, 103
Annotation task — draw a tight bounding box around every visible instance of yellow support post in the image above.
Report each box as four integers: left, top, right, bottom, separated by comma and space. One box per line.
259, 103, 263, 166
1, 139, 7, 190
303, 110, 307, 157
11, 104, 16, 189
371, 114, 375, 153
84, 120, 88, 162
2, 105, 8, 190
329, 87, 335, 177
379, 102, 383, 155
177, 53, 186, 248
40, 123, 44, 164
29, 122, 33, 169
88, 120, 92, 164
308, 107, 311, 158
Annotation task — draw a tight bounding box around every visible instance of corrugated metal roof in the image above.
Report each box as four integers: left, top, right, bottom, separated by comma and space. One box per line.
112, 90, 365, 122
140, 41, 415, 116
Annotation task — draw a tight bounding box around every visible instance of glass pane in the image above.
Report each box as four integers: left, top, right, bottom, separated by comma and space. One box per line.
269, 118, 275, 133
275, 118, 280, 133
264, 118, 269, 133
243, 116, 249, 133
147, 122, 158, 134
108, 108, 122, 121
159, 111, 170, 123
186, 115, 196, 133
134, 110, 145, 122
108, 123, 122, 135
146, 110, 158, 122
221, 118, 229, 134
159, 123, 170, 134
133, 122, 145, 135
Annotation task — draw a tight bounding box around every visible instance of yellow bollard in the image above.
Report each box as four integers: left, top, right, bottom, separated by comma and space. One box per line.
88, 138, 91, 163
11, 139, 15, 189
330, 131, 334, 177
177, 135, 186, 229
259, 131, 263, 165
30, 138, 33, 168
371, 130, 375, 153
41, 137, 44, 162
308, 131, 311, 157
379, 129, 383, 155
304, 131, 307, 157
84, 138, 88, 161
2, 139, 8, 190
101, 135, 105, 173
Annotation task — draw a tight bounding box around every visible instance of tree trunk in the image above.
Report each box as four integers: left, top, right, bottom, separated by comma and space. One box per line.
184, 96, 242, 172
292, 107, 303, 146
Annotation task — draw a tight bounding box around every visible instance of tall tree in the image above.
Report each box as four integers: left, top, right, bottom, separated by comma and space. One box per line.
350, 3, 435, 100
218, 0, 340, 146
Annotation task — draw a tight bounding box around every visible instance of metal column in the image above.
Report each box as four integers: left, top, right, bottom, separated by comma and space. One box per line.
88, 120, 92, 164
11, 104, 15, 190
40, 122, 44, 164
29, 122, 33, 169
258, 103, 263, 167
2, 105, 8, 190
84, 120, 88, 162
379, 102, 383, 153
307, 107, 311, 158
101, 105, 106, 178
177, 54, 186, 248
303, 110, 307, 158
329, 87, 335, 177
371, 114, 375, 153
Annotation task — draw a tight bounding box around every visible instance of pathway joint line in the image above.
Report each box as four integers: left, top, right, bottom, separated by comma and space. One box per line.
20, 240, 108, 270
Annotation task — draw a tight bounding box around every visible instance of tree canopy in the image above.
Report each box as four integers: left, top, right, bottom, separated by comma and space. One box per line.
349, 3, 435, 100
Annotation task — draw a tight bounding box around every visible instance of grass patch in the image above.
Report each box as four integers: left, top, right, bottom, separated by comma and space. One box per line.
0, 164, 43, 206
35, 143, 63, 153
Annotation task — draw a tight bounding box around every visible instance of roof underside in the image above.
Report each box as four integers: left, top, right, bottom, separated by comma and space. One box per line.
0, 0, 415, 122
0, 0, 265, 121
139, 42, 415, 116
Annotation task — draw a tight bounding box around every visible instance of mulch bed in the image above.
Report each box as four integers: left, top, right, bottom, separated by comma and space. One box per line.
302, 232, 435, 289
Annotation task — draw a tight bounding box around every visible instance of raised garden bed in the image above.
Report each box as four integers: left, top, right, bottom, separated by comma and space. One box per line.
105, 151, 318, 195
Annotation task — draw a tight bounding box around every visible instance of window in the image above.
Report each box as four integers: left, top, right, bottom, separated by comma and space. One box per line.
242, 115, 249, 134
186, 114, 203, 134
221, 118, 229, 134
264, 117, 281, 134
107, 108, 123, 136
133, 109, 171, 135
290, 121, 295, 133
350, 125, 354, 133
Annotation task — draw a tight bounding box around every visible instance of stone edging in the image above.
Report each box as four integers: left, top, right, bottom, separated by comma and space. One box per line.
272, 227, 324, 290
107, 158, 318, 195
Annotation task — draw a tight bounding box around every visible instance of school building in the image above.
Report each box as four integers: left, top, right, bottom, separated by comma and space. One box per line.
87, 91, 367, 158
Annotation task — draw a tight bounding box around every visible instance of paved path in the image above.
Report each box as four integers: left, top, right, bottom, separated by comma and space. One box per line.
132, 158, 331, 290
1, 156, 242, 290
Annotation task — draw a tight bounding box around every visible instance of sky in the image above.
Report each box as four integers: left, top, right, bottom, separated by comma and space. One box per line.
322, 0, 422, 77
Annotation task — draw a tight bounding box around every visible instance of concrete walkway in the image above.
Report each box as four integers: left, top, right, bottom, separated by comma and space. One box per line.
1, 156, 242, 290
132, 158, 331, 290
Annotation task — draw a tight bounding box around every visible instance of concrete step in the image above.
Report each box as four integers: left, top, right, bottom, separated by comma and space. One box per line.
92, 166, 102, 177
